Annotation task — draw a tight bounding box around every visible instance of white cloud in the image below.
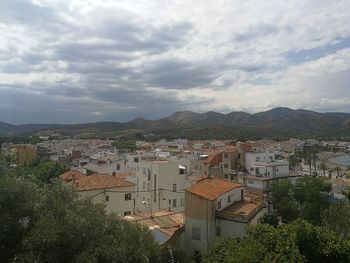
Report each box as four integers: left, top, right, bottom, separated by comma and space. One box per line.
0, 0, 350, 123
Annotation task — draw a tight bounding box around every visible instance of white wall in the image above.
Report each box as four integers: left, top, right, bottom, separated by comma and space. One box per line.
79, 185, 135, 216
216, 187, 243, 211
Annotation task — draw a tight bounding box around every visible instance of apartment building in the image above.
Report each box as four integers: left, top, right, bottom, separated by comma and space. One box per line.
184, 179, 266, 254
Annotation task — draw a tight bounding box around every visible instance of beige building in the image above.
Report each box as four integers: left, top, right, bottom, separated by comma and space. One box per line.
12, 144, 37, 165
184, 179, 266, 255
221, 148, 240, 180
72, 174, 135, 216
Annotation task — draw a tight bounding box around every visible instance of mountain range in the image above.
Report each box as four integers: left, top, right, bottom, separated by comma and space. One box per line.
1, 107, 350, 139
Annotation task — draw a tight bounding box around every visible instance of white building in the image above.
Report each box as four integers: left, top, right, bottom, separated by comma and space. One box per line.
126, 157, 190, 213
184, 179, 266, 255
72, 174, 136, 216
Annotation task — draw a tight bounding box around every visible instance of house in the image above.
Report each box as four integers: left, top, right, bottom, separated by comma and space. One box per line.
59, 169, 86, 183
184, 179, 266, 254
221, 148, 241, 181
123, 210, 185, 247
127, 159, 188, 213
71, 174, 135, 216
11, 144, 37, 165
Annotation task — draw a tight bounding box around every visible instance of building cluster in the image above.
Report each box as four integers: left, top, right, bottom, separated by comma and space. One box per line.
4, 138, 304, 255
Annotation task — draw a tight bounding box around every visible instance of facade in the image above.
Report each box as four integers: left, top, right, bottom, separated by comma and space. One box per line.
184, 179, 266, 254
72, 174, 135, 216
11, 144, 37, 165
127, 158, 189, 213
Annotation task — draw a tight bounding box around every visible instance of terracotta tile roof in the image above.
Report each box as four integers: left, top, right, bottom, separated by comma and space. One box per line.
59, 170, 86, 183
73, 174, 134, 191
186, 179, 243, 201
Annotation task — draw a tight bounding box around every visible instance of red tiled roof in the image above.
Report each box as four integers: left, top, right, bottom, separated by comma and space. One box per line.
59, 170, 86, 183
186, 179, 243, 201
73, 174, 134, 191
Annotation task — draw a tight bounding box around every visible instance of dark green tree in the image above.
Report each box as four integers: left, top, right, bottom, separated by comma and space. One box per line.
322, 201, 350, 240
204, 220, 350, 263
271, 177, 331, 225
0, 176, 161, 263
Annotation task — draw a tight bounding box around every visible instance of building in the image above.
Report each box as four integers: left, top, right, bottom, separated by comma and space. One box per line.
123, 210, 185, 247
11, 144, 37, 165
59, 169, 86, 183
184, 179, 266, 254
221, 148, 241, 180
127, 158, 189, 213
71, 174, 135, 216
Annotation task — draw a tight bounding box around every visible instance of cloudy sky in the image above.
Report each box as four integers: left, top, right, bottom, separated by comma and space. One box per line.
1, 0, 350, 124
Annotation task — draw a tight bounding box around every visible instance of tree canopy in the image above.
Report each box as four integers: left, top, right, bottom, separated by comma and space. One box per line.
0, 175, 161, 263
204, 220, 350, 263
271, 177, 332, 224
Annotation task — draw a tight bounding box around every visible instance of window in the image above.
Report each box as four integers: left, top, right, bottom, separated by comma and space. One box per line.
216, 226, 221, 236
250, 168, 254, 171
218, 200, 222, 209
224, 153, 228, 158
173, 184, 177, 192
248, 180, 254, 184
134, 157, 139, 162
224, 164, 228, 168
116, 164, 120, 170
228, 195, 231, 203
173, 199, 177, 208
143, 182, 146, 190
192, 227, 201, 240
125, 193, 131, 201
180, 198, 185, 206
224, 174, 228, 179
256, 156, 260, 161
124, 211, 131, 216
105, 195, 109, 202
230, 175, 234, 181
179, 168, 185, 175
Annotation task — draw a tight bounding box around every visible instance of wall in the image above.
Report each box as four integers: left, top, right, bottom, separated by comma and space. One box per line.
79, 185, 135, 216
216, 187, 244, 211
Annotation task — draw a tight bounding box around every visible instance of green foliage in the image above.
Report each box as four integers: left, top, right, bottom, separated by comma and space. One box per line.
13, 158, 69, 184
0, 176, 161, 263
259, 212, 279, 227
112, 140, 136, 152
322, 201, 350, 240
204, 220, 350, 263
271, 177, 331, 225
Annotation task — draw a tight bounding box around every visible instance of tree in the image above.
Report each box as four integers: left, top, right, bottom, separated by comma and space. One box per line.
335, 166, 342, 178
203, 220, 350, 263
302, 149, 312, 175
288, 155, 298, 171
322, 201, 350, 240
258, 212, 279, 227
12, 159, 69, 184
112, 140, 136, 152
271, 177, 331, 225
0, 176, 161, 263
327, 168, 334, 179
318, 162, 328, 177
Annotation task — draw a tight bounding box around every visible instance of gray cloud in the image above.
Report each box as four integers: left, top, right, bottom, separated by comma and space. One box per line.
0, 0, 350, 124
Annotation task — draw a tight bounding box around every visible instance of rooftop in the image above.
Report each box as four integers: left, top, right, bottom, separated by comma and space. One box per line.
59, 170, 86, 182
72, 174, 134, 191
186, 178, 243, 201
123, 210, 184, 244
216, 200, 265, 222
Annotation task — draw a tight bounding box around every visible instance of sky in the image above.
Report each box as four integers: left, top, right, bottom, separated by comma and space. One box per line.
1, 0, 350, 124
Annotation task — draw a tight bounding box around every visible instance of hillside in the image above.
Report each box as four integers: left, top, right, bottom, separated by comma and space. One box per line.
1, 107, 350, 139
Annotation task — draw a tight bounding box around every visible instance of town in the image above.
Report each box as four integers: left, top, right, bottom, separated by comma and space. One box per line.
2, 136, 350, 261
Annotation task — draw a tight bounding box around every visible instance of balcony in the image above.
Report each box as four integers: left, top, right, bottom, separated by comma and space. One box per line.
216, 200, 266, 222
